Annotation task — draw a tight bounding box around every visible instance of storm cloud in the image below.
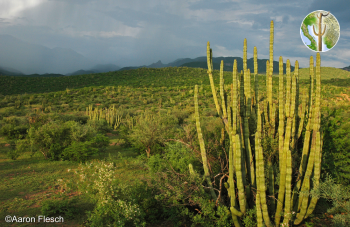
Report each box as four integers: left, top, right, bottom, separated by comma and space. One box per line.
0, 0, 348, 74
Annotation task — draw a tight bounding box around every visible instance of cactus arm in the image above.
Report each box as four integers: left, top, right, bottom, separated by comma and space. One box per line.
265, 60, 270, 124
268, 160, 275, 215
296, 92, 307, 140
313, 25, 318, 36
255, 122, 264, 227
314, 53, 321, 131
256, 191, 264, 227
256, 99, 273, 226
304, 131, 321, 218
278, 56, 285, 171
243, 38, 247, 73
227, 109, 241, 227
304, 53, 322, 218
254, 46, 258, 76
275, 59, 292, 227
267, 20, 274, 127
281, 60, 296, 226
242, 66, 255, 189
258, 146, 273, 227
294, 56, 314, 199
194, 85, 217, 201
269, 20, 274, 77
220, 60, 227, 120
235, 134, 247, 214
291, 61, 299, 149
238, 73, 249, 193
297, 58, 320, 210
207, 42, 222, 117
189, 163, 197, 177
294, 132, 316, 225
232, 60, 238, 134
254, 47, 258, 116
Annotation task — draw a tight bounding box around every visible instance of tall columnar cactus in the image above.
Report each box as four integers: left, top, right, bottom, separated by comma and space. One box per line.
313, 12, 329, 52
194, 85, 218, 202
195, 20, 322, 226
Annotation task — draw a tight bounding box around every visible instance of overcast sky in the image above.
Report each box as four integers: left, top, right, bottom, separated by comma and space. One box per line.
0, 0, 349, 70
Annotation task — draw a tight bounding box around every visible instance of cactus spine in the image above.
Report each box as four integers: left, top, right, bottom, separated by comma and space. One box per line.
196, 20, 322, 226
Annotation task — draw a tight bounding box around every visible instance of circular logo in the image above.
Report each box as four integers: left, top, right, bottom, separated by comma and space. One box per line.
300, 10, 340, 52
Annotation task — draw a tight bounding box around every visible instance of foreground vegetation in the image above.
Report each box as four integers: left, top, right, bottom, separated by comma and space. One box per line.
0, 66, 349, 226
1, 23, 350, 227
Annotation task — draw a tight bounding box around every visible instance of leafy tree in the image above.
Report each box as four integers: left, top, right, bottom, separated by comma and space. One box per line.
128, 112, 179, 158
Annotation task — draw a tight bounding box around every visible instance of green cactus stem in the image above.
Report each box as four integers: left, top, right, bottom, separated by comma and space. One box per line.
278, 56, 285, 171
194, 85, 217, 202
234, 134, 247, 214
207, 42, 222, 117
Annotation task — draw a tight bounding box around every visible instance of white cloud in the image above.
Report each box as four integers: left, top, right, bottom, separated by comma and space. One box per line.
0, 0, 44, 18
214, 45, 242, 57
62, 27, 142, 38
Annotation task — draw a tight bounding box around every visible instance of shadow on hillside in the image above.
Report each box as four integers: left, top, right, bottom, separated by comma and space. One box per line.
322, 78, 350, 87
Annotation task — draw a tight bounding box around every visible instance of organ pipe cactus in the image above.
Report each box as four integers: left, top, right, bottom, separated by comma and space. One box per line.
194, 20, 323, 226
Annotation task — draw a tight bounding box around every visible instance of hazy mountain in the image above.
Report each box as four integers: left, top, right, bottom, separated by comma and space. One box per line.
0, 66, 25, 76
168, 57, 207, 67
25, 73, 65, 77
119, 66, 143, 71
118, 56, 296, 74
341, 65, 350, 71
118, 58, 201, 71
0, 34, 96, 75
65, 64, 121, 76
147, 60, 165, 68
180, 57, 296, 74
66, 69, 96, 76
90, 64, 121, 73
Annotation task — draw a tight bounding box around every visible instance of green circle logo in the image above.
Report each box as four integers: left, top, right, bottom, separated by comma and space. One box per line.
300, 10, 340, 52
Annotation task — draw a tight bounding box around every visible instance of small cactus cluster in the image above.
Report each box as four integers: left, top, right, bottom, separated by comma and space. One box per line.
86, 104, 122, 130
194, 20, 322, 226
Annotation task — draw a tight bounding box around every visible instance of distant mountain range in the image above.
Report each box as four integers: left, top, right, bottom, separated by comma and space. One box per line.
342, 65, 350, 71
118, 57, 297, 74
66, 64, 121, 76
0, 34, 348, 77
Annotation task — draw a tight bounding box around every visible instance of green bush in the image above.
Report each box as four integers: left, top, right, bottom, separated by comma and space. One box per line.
310, 174, 350, 227
6, 143, 20, 160
86, 119, 112, 133
21, 120, 108, 161
0, 124, 28, 139
41, 196, 79, 219
60, 141, 98, 163
128, 112, 180, 157
242, 208, 257, 227
73, 160, 168, 227
147, 142, 202, 175
61, 134, 109, 162
0, 116, 29, 139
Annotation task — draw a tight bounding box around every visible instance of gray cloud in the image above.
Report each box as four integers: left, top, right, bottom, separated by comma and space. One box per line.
0, 0, 348, 75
